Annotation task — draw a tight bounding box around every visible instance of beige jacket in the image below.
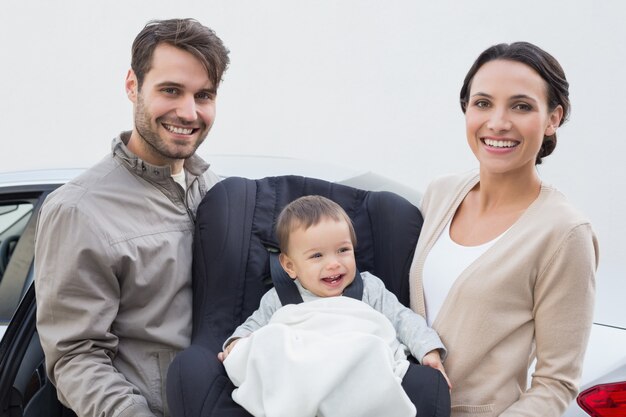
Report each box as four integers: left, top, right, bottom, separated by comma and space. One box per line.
35, 132, 220, 417
410, 172, 598, 417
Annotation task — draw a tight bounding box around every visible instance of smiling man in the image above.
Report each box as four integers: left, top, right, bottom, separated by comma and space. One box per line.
34, 19, 229, 417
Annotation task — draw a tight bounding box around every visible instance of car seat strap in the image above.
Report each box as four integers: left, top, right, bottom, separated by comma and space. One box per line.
269, 250, 304, 305
343, 268, 364, 300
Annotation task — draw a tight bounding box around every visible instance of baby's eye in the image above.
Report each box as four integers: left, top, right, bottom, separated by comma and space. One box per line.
309, 253, 322, 259
338, 247, 352, 254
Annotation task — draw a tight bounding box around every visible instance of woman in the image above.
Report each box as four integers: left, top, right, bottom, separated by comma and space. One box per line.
409, 42, 598, 416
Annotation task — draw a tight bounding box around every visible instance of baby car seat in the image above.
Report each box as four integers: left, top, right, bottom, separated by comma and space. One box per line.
167, 175, 424, 417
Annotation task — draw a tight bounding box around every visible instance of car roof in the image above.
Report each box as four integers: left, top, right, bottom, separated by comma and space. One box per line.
0, 169, 84, 188
0, 157, 422, 207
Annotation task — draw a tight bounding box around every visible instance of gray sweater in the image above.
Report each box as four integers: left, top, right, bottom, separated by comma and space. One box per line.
225, 271, 446, 363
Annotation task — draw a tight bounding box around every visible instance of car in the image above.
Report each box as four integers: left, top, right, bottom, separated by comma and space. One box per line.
0, 159, 623, 417
0, 169, 85, 340
563, 324, 626, 416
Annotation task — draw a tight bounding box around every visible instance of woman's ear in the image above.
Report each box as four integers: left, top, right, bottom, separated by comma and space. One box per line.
279, 253, 298, 280
545, 105, 564, 136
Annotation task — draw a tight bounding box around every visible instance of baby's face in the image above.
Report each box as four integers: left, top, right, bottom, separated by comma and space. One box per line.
280, 217, 356, 297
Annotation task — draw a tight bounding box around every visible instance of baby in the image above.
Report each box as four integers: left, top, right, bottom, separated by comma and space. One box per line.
219, 195, 450, 417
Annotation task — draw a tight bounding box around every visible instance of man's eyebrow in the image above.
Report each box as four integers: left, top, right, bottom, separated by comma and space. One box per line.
155, 81, 216, 94
156, 81, 217, 93
155, 81, 185, 88
200, 87, 217, 95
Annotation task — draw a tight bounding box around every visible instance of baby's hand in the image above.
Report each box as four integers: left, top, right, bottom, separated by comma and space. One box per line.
217, 338, 240, 362
422, 349, 451, 389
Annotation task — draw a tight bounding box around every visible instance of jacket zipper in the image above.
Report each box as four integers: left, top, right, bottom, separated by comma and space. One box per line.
182, 177, 198, 224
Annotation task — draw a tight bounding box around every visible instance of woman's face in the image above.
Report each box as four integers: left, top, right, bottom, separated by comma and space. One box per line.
464, 59, 563, 177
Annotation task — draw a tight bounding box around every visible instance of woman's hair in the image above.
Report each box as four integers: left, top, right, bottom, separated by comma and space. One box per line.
275, 195, 357, 254
459, 42, 570, 164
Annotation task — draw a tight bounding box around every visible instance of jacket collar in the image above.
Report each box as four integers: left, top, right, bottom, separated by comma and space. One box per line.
111, 131, 211, 181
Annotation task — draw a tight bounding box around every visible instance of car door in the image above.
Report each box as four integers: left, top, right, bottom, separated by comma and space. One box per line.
0, 184, 60, 332
0, 182, 76, 417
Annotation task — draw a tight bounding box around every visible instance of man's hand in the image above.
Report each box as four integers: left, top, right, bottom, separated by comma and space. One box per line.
217, 338, 240, 362
422, 349, 451, 389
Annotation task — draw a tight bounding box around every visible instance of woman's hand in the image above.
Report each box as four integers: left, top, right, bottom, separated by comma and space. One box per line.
422, 349, 452, 389
217, 338, 240, 362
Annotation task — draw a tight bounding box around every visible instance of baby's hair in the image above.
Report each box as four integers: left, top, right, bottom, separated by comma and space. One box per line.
275, 195, 357, 253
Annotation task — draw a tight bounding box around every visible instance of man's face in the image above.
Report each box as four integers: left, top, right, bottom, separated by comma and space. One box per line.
126, 43, 216, 168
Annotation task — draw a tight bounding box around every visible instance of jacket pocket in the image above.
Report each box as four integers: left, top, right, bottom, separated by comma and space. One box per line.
451, 403, 495, 417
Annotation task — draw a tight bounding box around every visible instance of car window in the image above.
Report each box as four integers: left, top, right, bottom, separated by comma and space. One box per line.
0, 203, 33, 232
0, 202, 34, 282
0, 200, 38, 330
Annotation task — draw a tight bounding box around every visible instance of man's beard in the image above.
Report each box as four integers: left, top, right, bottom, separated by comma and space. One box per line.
134, 95, 209, 162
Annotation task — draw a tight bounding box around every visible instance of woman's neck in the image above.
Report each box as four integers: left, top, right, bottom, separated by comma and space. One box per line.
475, 167, 541, 213
449, 167, 541, 246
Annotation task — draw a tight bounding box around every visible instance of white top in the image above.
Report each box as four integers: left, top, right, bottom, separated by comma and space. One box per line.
422, 219, 504, 326
171, 170, 187, 190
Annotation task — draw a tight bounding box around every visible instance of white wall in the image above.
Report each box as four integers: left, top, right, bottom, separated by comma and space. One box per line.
2, 0, 624, 322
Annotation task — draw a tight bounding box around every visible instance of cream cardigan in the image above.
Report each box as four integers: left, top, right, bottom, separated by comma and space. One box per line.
410, 171, 598, 417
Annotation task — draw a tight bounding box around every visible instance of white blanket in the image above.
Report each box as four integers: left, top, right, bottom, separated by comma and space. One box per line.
224, 297, 415, 417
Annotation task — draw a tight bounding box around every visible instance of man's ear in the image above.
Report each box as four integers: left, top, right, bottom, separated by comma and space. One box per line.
125, 69, 138, 103
279, 253, 298, 280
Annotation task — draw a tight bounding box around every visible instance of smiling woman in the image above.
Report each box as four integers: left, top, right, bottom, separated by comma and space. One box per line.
409, 41, 598, 416
464, 60, 562, 177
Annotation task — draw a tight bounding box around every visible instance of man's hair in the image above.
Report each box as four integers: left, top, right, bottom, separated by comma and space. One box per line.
275, 195, 357, 254
131, 18, 230, 89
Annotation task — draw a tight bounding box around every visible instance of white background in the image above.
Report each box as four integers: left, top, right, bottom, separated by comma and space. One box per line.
1, 0, 624, 324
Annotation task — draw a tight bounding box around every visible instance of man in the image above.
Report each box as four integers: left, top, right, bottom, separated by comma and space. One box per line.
35, 18, 229, 417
